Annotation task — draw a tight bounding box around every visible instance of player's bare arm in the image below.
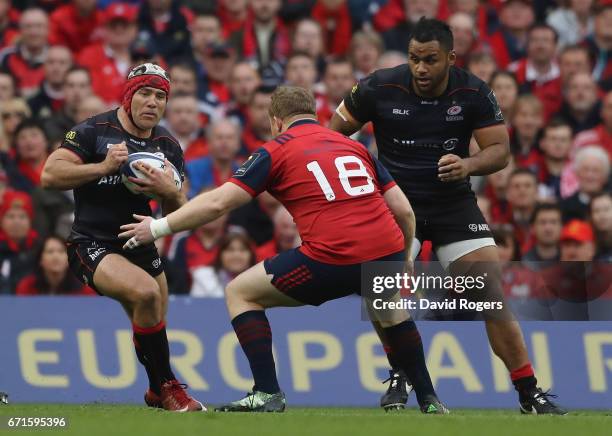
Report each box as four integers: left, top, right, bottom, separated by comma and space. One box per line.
118, 182, 252, 249
126, 159, 187, 214
438, 124, 510, 182
41, 141, 128, 190
383, 185, 416, 274
329, 101, 364, 136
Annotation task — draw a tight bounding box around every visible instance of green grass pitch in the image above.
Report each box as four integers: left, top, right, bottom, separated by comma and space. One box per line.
1, 404, 610, 436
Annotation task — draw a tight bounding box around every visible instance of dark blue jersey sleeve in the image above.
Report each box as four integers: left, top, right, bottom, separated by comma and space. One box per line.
59, 121, 96, 163
229, 147, 272, 197
370, 152, 396, 192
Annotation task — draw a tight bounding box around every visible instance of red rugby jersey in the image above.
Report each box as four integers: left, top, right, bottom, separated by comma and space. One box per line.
229, 119, 405, 264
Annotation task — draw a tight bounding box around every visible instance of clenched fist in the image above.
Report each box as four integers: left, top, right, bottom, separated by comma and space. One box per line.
102, 141, 128, 174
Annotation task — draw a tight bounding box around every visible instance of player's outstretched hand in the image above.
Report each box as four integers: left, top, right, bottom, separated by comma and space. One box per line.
102, 141, 128, 174
438, 154, 471, 182
119, 214, 154, 250
128, 159, 178, 199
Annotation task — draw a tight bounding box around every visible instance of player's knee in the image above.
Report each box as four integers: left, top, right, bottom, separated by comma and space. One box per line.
132, 280, 161, 308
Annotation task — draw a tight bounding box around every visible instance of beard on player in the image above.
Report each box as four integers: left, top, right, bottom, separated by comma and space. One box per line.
407, 39, 456, 98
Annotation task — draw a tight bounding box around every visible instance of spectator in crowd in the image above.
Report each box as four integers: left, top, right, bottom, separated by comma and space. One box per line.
376, 50, 408, 70
0, 8, 50, 97
584, 1, 612, 86
44, 66, 92, 146
506, 168, 539, 253
292, 18, 326, 77
0, 0, 20, 50
255, 206, 300, 261
448, 12, 479, 69
0, 97, 30, 151
78, 3, 138, 104
164, 93, 207, 161
349, 30, 384, 80
228, 0, 290, 70
488, 0, 535, 69
217, 0, 248, 39
186, 118, 241, 197
573, 90, 612, 160
555, 71, 601, 134
558, 44, 592, 88
0, 190, 39, 294
561, 145, 610, 221
75, 95, 107, 123
242, 85, 273, 153
194, 41, 237, 105
317, 57, 355, 126
225, 61, 261, 126
492, 223, 521, 263
466, 50, 497, 83
559, 219, 596, 261
16, 235, 94, 295
547, 0, 595, 49
4, 119, 49, 193
27, 45, 72, 120
378, 0, 440, 52
486, 156, 516, 224
523, 203, 562, 266
168, 62, 198, 97
589, 191, 612, 261
0, 70, 17, 102
48, 0, 103, 54
510, 95, 544, 170
190, 232, 256, 297
490, 71, 519, 126
166, 204, 227, 295
536, 119, 573, 199
284, 52, 318, 91
189, 11, 222, 61
137, 0, 194, 63
311, 0, 353, 57
509, 23, 562, 121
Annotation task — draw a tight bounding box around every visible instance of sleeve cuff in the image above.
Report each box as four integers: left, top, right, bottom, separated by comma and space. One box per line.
381, 181, 397, 193
229, 178, 257, 197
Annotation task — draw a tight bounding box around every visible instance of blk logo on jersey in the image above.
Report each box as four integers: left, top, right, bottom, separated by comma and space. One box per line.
392, 108, 410, 116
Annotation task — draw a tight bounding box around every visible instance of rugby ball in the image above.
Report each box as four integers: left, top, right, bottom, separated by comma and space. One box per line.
121, 152, 182, 198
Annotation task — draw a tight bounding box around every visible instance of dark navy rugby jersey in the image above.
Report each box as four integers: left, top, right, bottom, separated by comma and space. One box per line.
60, 109, 185, 243
344, 65, 504, 201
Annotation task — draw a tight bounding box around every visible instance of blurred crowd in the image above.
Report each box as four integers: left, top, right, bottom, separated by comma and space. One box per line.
0, 0, 610, 299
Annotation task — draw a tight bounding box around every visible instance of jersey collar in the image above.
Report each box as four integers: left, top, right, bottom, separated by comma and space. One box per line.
287, 118, 318, 129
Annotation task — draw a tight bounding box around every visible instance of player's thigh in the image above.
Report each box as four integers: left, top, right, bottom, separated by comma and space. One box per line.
93, 254, 161, 307
225, 261, 304, 311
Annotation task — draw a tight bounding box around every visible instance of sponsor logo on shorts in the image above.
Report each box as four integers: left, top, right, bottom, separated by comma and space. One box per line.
443, 138, 459, 151
447, 105, 462, 116
152, 258, 162, 269
469, 223, 490, 232
87, 247, 107, 261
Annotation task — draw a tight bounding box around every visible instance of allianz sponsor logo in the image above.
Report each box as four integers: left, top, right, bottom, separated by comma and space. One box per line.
97, 174, 122, 185
87, 247, 106, 261
469, 223, 490, 232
